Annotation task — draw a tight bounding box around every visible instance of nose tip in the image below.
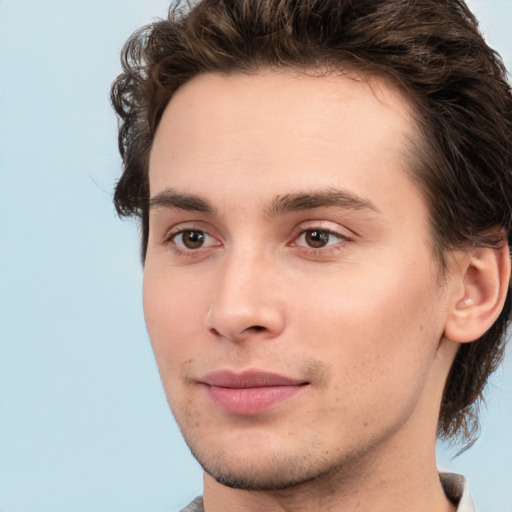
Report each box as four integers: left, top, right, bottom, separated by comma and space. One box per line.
204, 266, 285, 343
207, 322, 269, 342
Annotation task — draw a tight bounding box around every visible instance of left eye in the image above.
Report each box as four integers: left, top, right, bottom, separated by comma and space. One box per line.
296, 229, 345, 249
170, 230, 217, 250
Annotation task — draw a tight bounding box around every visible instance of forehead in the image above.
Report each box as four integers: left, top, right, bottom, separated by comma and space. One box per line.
149, 69, 420, 212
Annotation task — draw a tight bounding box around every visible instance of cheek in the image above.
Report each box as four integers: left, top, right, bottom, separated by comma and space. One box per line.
143, 269, 209, 369
289, 259, 443, 400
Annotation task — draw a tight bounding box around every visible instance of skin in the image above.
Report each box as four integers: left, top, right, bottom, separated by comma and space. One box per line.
144, 70, 467, 512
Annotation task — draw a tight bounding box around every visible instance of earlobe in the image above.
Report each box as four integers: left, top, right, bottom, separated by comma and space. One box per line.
444, 243, 511, 344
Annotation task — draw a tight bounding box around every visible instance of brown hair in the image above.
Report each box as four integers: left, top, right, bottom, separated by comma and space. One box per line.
111, 0, 512, 442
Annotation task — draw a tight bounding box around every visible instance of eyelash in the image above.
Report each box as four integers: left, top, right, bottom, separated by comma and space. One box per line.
290, 227, 352, 255
164, 229, 220, 256
163, 225, 352, 257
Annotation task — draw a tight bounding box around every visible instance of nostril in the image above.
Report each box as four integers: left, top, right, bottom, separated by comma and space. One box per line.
248, 325, 266, 332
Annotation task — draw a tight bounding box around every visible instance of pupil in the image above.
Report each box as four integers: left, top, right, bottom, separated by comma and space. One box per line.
306, 230, 328, 248
183, 230, 204, 249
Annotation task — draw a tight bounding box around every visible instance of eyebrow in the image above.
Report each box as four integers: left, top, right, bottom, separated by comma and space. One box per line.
149, 189, 217, 214
267, 188, 378, 216
149, 187, 378, 216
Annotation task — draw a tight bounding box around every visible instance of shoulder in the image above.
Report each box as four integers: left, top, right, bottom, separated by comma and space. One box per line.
179, 496, 204, 512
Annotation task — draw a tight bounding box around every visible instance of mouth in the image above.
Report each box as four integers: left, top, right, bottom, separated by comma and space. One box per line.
200, 370, 309, 415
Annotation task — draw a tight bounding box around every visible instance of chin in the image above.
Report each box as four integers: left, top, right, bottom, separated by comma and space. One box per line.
207, 467, 322, 491
185, 433, 360, 492
197, 452, 330, 491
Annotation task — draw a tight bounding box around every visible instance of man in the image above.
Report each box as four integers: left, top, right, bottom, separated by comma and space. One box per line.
111, 1, 512, 510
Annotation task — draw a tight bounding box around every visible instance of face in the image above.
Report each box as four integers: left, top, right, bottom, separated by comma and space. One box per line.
144, 70, 455, 490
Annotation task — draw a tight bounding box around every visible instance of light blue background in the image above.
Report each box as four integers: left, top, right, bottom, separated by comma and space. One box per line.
0, 1, 511, 511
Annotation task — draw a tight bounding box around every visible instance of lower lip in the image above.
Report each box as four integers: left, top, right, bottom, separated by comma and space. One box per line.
205, 385, 304, 415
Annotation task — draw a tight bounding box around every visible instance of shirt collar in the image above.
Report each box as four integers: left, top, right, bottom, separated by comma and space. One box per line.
440, 472, 477, 512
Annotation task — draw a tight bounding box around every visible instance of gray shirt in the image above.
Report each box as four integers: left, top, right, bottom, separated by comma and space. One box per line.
180, 472, 476, 512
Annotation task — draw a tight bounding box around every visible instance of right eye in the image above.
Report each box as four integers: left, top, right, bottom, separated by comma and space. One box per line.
170, 230, 216, 250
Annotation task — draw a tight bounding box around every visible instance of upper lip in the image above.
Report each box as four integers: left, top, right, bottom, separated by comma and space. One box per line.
200, 370, 308, 388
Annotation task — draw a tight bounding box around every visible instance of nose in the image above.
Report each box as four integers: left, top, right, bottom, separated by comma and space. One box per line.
205, 248, 286, 343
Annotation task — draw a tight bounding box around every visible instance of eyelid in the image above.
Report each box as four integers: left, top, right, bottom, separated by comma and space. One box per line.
162, 222, 223, 257
290, 220, 356, 240
163, 220, 218, 242
169, 230, 219, 248
288, 221, 356, 256
292, 230, 348, 249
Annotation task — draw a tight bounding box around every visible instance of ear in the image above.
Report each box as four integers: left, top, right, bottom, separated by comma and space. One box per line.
444, 243, 511, 344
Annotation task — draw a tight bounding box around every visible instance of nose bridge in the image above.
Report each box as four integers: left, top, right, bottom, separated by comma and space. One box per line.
206, 240, 284, 341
